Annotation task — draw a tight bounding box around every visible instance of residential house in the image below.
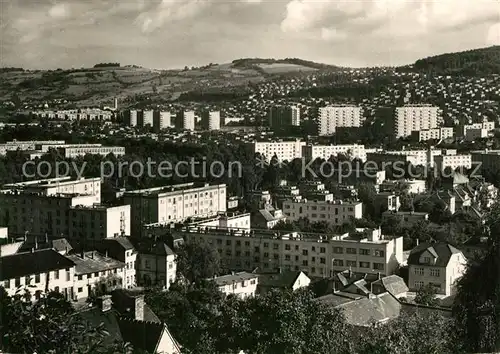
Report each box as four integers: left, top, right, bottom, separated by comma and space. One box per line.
212, 272, 259, 299
253, 206, 287, 229
257, 270, 310, 295
135, 241, 177, 289
408, 242, 467, 296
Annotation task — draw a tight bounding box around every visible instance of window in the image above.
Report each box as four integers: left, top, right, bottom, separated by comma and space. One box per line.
320, 247, 326, 253
346, 260, 356, 267
320, 257, 326, 264
35, 274, 40, 283
273, 244, 279, 250
4, 279, 10, 288
78, 287, 83, 293
373, 263, 385, 270
430, 269, 440, 277
285, 255, 291, 261
359, 249, 370, 256
285, 244, 291, 251
375, 250, 385, 257
145, 260, 151, 269
302, 260, 308, 266
414, 281, 425, 288
424, 257, 431, 263
302, 250, 308, 256
359, 261, 370, 268
77, 275, 83, 281
333, 247, 343, 254
333, 259, 344, 266
414, 267, 424, 276
346, 248, 356, 254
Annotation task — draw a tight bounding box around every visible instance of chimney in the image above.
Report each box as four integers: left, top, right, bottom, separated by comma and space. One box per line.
45, 233, 48, 243
81, 251, 85, 259
35, 237, 38, 250
98, 295, 112, 312
105, 250, 108, 258
278, 267, 282, 274
416, 239, 419, 246
134, 294, 145, 321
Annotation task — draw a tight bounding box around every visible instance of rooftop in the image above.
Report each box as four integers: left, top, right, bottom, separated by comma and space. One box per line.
123, 182, 224, 196
66, 251, 125, 275
212, 272, 258, 286
407, 242, 463, 267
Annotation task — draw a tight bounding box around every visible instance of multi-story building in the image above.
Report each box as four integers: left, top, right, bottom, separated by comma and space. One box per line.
95, 237, 137, 289
156, 111, 171, 129
136, 241, 177, 289
57, 145, 125, 158
298, 181, 334, 202
382, 211, 429, 228
67, 251, 126, 300
129, 110, 138, 127
0, 140, 66, 155
394, 105, 442, 138
177, 226, 403, 277
317, 105, 363, 136
212, 272, 259, 299
202, 111, 221, 131
250, 140, 305, 162
408, 242, 467, 296
282, 199, 363, 226
176, 111, 195, 131
3, 177, 101, 200
69, 204, 131, 240
1, 249, 76, 301
268, 105, 300, 129
412, 127, 454, 142
142, 110, 154, 127
123, 182, 227, 235
434, 151, 472, 172
465, 128, 489, 141
456, 120, 495, 137
302, 144, 367, 161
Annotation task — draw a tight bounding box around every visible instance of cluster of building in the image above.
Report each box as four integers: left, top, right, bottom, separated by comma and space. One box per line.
0, 140, 125, 158
30, 107, 115, 121
127, 110, 222, 131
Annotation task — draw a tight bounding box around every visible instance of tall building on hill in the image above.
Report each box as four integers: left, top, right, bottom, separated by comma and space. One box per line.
202, 111, 221, 131
317, 105, 362, 136
394, 105, 442, 138
176, 111, 195, 131
268, 106, 300, 130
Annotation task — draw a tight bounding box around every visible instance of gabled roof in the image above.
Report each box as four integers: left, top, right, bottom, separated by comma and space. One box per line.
407, 242, 462, 267
375, 275, 409, 297
212, 272, 258, 286
258, 270, 307, 289
135, 240, 175, 257
66, 252, 125, 275
117, 318, 166, 354
336, 293, 401, 327
0, 249, 75, 281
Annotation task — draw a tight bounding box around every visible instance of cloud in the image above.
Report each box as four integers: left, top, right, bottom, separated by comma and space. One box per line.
487, 23, 500, 45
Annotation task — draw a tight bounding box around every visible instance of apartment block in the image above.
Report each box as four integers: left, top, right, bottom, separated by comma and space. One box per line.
0, 140, 66, 155
129, 110, 138, 127
434, 151, 472, 172
251, 140, 305, 162
465, 128, 489, 141
412, 127, 454, 142
189, 212, 251, 231
67, 251, 126, 300
58, 145, 125, 158
1, 249, 76, 301
69, 204, 131, 240
318, 105, 363, 136
212, 272, 259, 299
282, 199, 363, 226
142, 110, 154, 127
3, 177, 101, 199
457, 120, 495, 137
471, 149, 500, 174
202, 111, 221, 131
178, 226, 403, 277
408, 242, 467, 296
157, 111, 172, 129
176, 111, 195, 131
268, 105, 300, 129
394, 105, 442, 138
302, 144, 367, 161
123, 182, 227, 236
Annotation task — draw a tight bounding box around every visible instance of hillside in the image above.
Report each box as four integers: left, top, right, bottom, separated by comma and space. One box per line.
407, 45, 500, 75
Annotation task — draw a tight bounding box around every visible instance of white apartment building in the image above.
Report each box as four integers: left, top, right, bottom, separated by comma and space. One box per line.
59, 145, 125, 158
202, 111, 221, 131
394, 105, 442, 138
123, 182, 227, 235
318, 105, 363, 136
212, 272, 259, 299
158, 111, 171, 129
177, 111, 195, 131
251, 140, 306, 162
458, 121, 495, 136
67, 251, 126, 300
408, 242, 467, 296
0, 140, 66, 155
69, 204, 131, 240
302, 144, 367, 161
129, 110, 138, 127
282, 199, 363, 226
1, 249, 76, 301
143, 110, 154, 127
179, 226, 403, 277
190, 212, 251, 231
434, 152, 472, 172
413, 127, 454, 142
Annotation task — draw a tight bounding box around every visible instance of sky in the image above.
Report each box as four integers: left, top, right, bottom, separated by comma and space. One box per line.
1, 0, 499, 70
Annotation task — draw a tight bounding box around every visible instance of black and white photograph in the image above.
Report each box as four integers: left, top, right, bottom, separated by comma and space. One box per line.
1, 0, 500, 353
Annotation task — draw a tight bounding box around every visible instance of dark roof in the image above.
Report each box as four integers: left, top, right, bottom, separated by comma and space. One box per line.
95, 237, 135, 262
117, 318, 165, 353
407, 242, 462, 267
66, 252, 125, 274
0, 249, 75, 281
315, 292, 362, 307
79, 307, 123, 346
18, 237, 73, 254
212, 272, 258, 286
135, 241, 175, 257
258, 270, 307, 289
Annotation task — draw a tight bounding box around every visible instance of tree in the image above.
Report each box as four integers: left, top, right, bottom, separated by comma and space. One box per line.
414, 284, 439, 306
175, 240, 221, 282
0, 288, 125, 353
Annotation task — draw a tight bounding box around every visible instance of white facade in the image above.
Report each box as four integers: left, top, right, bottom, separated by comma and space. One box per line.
282, 200, 363, 226
252, 140, 306, 162
213, 272, 259, 299
302, 144, 367, 161
182, 226, 403, 277
182, 111, 195, 131
434, 154, 472, 172
203, 111, 221, 131
193, 213, 251, 231
318, 106, 362, 136
60, 145, 125, 158
159, 111, 171, 129
130, 110, 138, 127
69, 204, 131, 240
143, 110, 154, 127
394, 105, 442, 138
124, 183, 227, 235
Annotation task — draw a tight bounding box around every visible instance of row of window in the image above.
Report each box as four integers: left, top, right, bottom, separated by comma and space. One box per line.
414, 268, 441, 277
4, 268, 71, 288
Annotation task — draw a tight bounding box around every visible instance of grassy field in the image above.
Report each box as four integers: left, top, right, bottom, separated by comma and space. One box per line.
257, 63, 318, 74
